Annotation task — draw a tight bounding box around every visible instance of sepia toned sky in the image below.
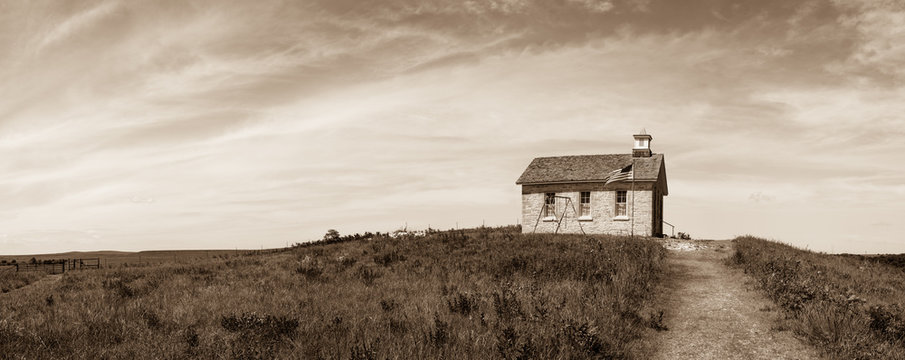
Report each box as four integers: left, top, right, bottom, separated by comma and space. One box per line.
2, 0, 904, 255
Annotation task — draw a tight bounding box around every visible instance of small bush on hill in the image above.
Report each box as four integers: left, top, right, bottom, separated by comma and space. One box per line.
447, 292, 480, 317
373, 249, 406, 266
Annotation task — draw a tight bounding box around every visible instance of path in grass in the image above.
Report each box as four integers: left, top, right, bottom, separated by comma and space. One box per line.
652, 241, 820, 360
0, 274, 61, 300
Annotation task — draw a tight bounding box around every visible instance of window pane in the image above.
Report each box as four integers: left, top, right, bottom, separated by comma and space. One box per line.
615, 191, 627, 216
545, 193, 555, 217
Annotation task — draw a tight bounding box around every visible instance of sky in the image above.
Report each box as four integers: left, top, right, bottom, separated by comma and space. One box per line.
1, 0, 904, 255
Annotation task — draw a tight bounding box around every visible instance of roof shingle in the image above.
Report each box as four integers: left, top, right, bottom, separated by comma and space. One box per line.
515, 154, 664, 184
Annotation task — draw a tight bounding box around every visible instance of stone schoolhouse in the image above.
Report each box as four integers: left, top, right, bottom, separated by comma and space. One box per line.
516, 131, 667, 237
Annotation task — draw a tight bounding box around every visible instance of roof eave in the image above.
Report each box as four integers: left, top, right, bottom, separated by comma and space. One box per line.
516, 178, 659, 185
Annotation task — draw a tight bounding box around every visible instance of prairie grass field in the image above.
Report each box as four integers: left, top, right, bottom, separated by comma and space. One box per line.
0, 226, 668, 359
729, 236, 905, 359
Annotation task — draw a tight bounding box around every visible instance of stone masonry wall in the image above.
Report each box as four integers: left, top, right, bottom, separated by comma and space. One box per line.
521, 182, 654, 236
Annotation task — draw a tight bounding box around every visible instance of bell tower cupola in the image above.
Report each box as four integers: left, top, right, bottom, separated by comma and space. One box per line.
632, 129, 652, 158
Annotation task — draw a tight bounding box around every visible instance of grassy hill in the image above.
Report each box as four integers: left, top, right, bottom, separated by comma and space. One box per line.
729, 236, 905, 360
0, 226, 669, 359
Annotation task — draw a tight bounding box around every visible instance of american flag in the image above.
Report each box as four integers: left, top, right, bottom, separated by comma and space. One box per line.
605, 164, 633, 184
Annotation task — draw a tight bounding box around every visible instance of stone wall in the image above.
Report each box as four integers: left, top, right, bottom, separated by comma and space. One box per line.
521, 182, 655, 236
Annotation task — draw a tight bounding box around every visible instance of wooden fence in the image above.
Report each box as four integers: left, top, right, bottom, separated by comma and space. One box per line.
2, 258, 100, 275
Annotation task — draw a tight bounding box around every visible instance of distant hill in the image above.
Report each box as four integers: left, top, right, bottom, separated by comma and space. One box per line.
838, 253, 905, 271
0, 249, 256, 266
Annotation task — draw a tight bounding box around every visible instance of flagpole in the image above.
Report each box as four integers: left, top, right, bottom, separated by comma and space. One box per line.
631, 158, 635, 239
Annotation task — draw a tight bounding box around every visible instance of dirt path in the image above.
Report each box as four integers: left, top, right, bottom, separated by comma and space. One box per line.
652, 241, 820, 360
0, 274, 62, 300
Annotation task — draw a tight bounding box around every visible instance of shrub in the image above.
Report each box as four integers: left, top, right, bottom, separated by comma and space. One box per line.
447, 292, 480, 317
349, 342, 379, 360
380, 299, 399, 312
220, 313, 299, 359
428, 316, 449, 347
103, 278, 136, 298
220, 313, 299, 336
295, 263, 323, 280
492, 287, 524, 322
647, 310, 668, 331
496, 326, 535, 360
184, 327, 200, 348
339, 256, 357, 269
324, 229, 340, 242
868, 304, 905, 342
356, 266, 381, 286
373, 249, 406, 266
141, 309, 162, 329
562, 322, 614, 358
497, 255, 530, 277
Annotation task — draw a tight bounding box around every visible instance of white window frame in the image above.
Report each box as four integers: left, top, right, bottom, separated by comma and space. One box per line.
579, 191, 592, 220
614, 190, 628, 220
543, 193, 556, 221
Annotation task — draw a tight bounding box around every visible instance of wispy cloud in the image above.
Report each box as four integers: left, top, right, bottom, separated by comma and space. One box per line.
831, 0, 905, 82
35, 1, 121, 54
1, 0, 903, 254
569, 0, 615, 13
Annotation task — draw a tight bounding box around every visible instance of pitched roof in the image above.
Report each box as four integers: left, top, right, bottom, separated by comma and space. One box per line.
515, 154, 665, 185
